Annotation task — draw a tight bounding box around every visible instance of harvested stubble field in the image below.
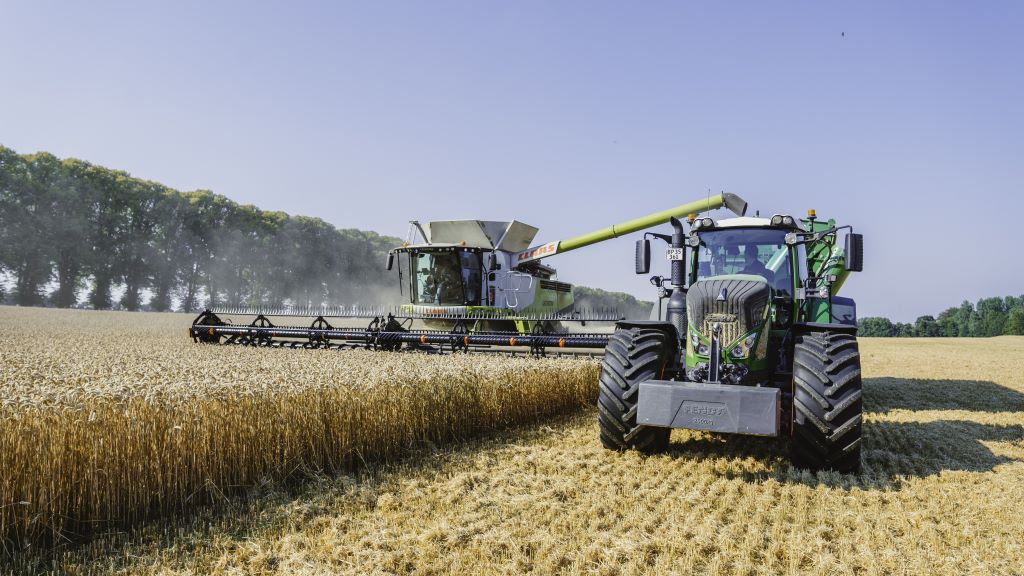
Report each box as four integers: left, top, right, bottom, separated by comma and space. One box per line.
4, 308, 1024, 575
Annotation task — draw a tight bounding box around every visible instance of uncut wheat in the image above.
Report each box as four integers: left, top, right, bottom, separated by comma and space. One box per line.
0, 307, 599, 553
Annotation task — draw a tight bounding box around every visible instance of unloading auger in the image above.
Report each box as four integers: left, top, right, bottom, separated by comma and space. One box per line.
189, 192, 748, 354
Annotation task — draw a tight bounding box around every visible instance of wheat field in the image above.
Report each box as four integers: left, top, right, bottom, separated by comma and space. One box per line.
4, 308, 1024, 575
0, 306, 598, 561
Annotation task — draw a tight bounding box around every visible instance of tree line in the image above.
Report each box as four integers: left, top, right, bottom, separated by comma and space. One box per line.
858, 296, 1024, 337
10, 145, 1015, 333
0, 146, 400, 311
572, 286, 655, 320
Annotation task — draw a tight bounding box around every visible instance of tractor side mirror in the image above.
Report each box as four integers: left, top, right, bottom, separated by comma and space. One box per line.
844, 233, 863, 272
385, 252, 395, 270
635, 239, 651, 274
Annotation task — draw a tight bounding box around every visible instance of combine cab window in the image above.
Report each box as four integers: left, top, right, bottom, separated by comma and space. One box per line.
411, 250, 484, 305
695, 229, 794, 295
413, 252, 463, 305
460, 252, 483, 304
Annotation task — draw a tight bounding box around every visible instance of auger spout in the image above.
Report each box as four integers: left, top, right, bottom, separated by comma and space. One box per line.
515, 192, 747, 264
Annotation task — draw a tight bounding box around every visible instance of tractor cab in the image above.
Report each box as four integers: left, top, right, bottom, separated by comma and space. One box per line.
692, 224, 796, 297
682, 217, 807, 385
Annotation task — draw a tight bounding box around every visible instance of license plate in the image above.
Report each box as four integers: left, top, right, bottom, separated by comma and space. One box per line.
666, 248, 685, 261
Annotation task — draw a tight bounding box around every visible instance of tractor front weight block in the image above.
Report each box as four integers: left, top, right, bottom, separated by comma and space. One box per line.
637, 381, 781, 436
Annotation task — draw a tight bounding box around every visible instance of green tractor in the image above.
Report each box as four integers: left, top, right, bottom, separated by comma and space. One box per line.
599, 202, 865, 472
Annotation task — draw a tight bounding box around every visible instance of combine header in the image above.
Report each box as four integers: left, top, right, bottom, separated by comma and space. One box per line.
189, 193, 748, 354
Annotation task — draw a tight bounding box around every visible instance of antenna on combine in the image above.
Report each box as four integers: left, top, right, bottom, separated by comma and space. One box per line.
406, 221, 429, 245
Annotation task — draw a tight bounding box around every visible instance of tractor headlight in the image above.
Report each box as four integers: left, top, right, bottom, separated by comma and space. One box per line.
690, 330, 710, 356
771, 215, 783, 226
782, 215, 795, 226
728, 332, 759, 359
701, 218, 713, 228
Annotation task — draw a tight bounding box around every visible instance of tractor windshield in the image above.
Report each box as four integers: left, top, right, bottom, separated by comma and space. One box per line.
411, 250, 483, 305
695, 228, 794, 295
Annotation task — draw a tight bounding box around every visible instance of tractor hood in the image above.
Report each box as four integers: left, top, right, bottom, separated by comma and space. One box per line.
687, 275, 770, 346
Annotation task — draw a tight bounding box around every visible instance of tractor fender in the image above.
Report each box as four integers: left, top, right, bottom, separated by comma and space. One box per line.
614, 320, 678, 342
614, 320, 681, 368
793, 322, 857, 336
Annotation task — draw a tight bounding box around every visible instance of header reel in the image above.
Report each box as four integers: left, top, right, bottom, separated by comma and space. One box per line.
189, 307, 614, 356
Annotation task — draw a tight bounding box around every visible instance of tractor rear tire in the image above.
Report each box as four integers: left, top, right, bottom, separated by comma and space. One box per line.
791, 331, 863, 473
597, 327, 671, 454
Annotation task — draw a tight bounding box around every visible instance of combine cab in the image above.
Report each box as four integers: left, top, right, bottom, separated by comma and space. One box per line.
388, 219, 573, 333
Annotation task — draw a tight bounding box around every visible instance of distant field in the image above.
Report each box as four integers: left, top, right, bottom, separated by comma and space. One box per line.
3, 307, 1024, 575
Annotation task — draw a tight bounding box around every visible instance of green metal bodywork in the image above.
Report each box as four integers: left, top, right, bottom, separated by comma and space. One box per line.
555, 194, 739, 254
514, 193, 746, 264
803, 217, 852, 324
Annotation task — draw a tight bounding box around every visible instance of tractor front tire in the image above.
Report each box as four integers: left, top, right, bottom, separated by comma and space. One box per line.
597, 327, 671, 454
791, 331, 863, 473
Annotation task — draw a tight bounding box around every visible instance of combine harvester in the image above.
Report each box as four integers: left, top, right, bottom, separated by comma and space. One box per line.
189, 192, 747, 354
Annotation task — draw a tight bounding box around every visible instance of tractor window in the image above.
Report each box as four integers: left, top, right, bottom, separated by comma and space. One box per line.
796, 244, 809, 287
695, 229, 793, 295
412, 252, 465, 305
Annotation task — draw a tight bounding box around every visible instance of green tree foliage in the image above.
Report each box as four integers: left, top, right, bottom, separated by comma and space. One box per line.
1, 150, 54, 306
858, 295, 1024, 337
1007, 307, 1024, 336
857, 317, 895, 337
0, 145, 400, 310
572, 286, 655, 320
914, 315, 940, 337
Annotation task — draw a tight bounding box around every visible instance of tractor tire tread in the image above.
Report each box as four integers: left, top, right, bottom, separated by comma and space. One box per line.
791, 331, 863, 473
597, 327, 672, 455
794, 375, 830, 410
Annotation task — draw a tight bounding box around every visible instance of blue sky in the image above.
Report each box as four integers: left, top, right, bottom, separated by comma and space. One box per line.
2, 1, 1021, 320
